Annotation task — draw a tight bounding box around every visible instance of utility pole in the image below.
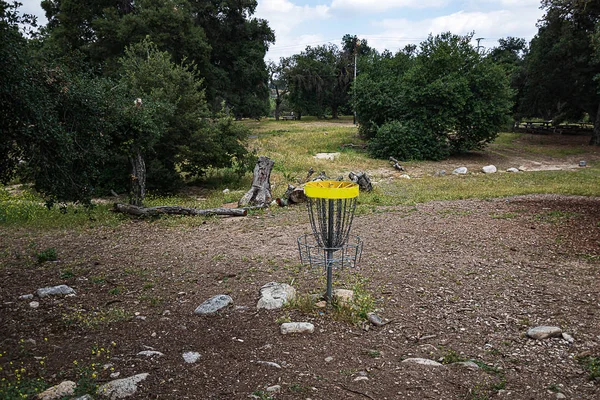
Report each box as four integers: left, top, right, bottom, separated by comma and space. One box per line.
353, 39, 360, 125
475, 37, 484, 54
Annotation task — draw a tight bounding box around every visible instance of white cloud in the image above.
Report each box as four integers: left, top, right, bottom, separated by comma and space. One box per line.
369, 6, 544, 53
256, 0, 332, 62
330, 0, 449, 13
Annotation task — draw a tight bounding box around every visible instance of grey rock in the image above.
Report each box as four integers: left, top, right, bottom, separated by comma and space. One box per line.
19, 294, 34, 300
325, 356, 334, 362
257, 282, 296, 310
556, 393, 567, 399
452, 167, 468, 175
367, 312, 385, 327
401, 358, 444, 367
194, 294, 233, 315
280, 322, 314, 335
455, 361, 480, 369
182, 351, 201, 364
137, 350, 164, 357
37, 380, 76, 400
507, 167, 520, 173
434, 170, 446, 177
29, 301, 40, 309
36, 285, 75, 297
527, 326, 563, 340
482, 165, 497, 174
110, 372, 120, 379
314, 153, 340, 161
97, 373, 149, 399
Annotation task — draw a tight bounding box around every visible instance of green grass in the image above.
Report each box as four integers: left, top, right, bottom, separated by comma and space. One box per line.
2, 121, 600, 229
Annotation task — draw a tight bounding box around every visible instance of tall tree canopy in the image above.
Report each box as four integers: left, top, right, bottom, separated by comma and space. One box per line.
40, 0, 274, 118
520, 0, 600, 144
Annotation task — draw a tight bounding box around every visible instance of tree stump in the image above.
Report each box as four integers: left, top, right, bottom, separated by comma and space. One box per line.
238, 156, 274, 207
349, 171, 373, 192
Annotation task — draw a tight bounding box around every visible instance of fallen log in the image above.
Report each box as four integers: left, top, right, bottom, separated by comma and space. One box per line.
113, 203, 247, 217
389, 156, 406, 171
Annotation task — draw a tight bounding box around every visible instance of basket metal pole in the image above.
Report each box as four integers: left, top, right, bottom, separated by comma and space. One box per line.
326, 199, 334, 304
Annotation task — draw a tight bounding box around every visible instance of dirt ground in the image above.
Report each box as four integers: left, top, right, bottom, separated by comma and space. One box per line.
1, 189, 600, 399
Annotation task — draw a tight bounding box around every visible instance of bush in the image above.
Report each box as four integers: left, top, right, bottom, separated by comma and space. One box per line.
368, 120, 449, 161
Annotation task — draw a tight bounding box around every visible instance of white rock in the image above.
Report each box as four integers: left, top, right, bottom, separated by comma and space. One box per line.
257, 282, 296, 310
37, 380, 76, 400
482, 165, 497, 174
137, 350, 164, 357
255, 361, 282, 369
507, 167, 520, 173
19, 294, 34, 300
354, 376, 369, 381
194, 294, 233, 315
333, 289, 353, 306
452, 167, 468, 175
325, 356, 334, 362
562, 332, 574, 343
110, 372, 120, 379
526, 326, 563, 340
314, 152, 340, 161
182, 351, 201, 364
266, 385, 281, 393
556, 393, 566, 399
36, 285, 75, 297
280, 322, 314, 335
29, 301, 40, 309
401, 358, 444, 367
399, 174, 411, 179
97, 373, 149, 399
455, 361, 480, 369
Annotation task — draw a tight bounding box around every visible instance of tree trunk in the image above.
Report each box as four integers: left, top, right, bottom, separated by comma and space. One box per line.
129, 149, 146, 207
590, 103, 600, 146
332, 105, 339, 119
113, 204, 247, 217
275, 98, 281, 121
238, 156, 274, 207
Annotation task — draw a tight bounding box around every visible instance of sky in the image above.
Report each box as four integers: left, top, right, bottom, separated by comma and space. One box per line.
21, 0, 545, 61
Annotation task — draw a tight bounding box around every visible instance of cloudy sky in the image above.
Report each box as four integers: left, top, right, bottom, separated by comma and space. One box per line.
22, 0, 545, 61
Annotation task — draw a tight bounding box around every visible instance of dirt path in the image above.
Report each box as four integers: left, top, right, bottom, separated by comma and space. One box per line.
1, 194, 599, 399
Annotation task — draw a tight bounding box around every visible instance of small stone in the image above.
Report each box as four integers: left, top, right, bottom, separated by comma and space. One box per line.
222, 188, 230, 193
257, 282, 296, 310
315, 301, 327, 308
72, 395, 94, 400
482, 165, 497, 174
455, 361, 480, 369
182, 351, 201, 364
399, 174, 411, 179
36, 285, 75, 297
562, 332, 574, 343
314, 152, 340, 161
556, 393, 567, 399
401, 358, 444, 367
280, 322, 314, 335
266, 385, 281, 393
325, 356, 334, 363
97, 373, 149, 399
434, 170, 446, 177
19, 294, 34, 300
452, 167, 468, 175
507, 167, 520, 173
333, 289, 353, 306
527, 326, 562, 340
353, 376, 369, 381
367, 312, 385, 327
29, 301, 40, 309
37, 380, 76, 400
137, 350, 164, 357
255, 361, 282, 369
194, 294, 233, 315
110, 372, 121, 379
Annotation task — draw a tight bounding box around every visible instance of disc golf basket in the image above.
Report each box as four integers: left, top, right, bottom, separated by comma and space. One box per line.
297, 181, 362, 304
